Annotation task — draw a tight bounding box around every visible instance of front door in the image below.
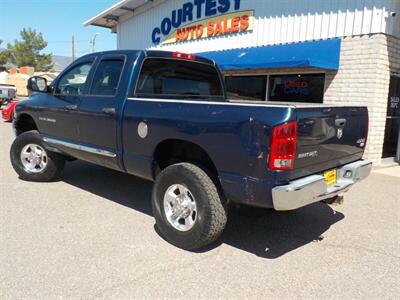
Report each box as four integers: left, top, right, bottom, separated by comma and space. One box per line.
382, 75, 400, 162
41, 59, 95, 143
76, 55, 126, 170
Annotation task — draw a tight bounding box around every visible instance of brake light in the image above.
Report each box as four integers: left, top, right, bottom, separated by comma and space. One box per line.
268, 121, 297, 171
172, 52, 196, 60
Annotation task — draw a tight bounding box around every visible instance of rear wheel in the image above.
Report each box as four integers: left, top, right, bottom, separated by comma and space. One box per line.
10, 130, 65, 182
152, 163, 227, 250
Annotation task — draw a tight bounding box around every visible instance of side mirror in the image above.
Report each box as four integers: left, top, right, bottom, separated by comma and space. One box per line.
27, 76, 48, 93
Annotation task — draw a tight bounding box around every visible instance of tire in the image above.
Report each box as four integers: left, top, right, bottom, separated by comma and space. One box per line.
152, 162, 227, 250
10, 130, 65, 182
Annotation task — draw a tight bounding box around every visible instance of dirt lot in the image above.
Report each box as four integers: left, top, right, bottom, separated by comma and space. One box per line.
0, 120, 399, 299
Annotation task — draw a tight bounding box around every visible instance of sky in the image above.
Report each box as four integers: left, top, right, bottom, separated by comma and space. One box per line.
0, 0, 118, 57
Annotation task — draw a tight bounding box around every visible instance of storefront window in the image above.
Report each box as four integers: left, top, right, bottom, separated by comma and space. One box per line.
225, 76, 267, 101
268, 74, 325, 103
225, 73, 325, 103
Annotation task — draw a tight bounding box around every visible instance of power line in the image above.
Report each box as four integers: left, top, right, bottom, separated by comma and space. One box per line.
54, 48, 92, 55
45, 40, 89, 44
1, 39, 89, 44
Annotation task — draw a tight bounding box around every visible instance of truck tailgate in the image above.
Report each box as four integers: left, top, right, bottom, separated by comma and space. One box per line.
291, 106, 368, 180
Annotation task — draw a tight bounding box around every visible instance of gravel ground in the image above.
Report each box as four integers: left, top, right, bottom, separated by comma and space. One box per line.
0, 120, 399, 299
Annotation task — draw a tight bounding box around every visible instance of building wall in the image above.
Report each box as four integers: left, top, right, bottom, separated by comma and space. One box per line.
324, 34, 400, 163
117, 0, 400, 52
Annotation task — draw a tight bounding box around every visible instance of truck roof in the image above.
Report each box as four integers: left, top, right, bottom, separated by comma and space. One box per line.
78, 49, 216, 66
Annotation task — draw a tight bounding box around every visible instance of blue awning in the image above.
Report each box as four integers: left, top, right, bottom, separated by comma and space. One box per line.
198, 39, 341, 71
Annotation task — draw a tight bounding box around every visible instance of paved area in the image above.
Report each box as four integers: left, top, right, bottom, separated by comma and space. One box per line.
0, 120, 399, 299
374, 165, 400, 178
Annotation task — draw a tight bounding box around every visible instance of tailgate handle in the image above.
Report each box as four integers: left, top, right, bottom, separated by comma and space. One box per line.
335, 118, 346, 127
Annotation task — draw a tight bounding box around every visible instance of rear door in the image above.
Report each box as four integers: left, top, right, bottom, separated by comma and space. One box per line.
292, 106, 368, 179
76, 55, 126, 170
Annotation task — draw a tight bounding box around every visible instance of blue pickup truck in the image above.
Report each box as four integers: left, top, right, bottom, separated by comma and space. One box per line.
10, 50, 371, 250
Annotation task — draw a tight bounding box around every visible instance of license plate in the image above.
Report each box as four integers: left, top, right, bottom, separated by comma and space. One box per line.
324, 169, 337, 186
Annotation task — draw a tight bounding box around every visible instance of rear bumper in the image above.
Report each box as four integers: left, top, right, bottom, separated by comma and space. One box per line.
272, 160, 372, 211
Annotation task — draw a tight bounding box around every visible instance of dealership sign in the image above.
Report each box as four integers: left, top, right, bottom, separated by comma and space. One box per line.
162, 10, 253, 44
152, 0, 253, 44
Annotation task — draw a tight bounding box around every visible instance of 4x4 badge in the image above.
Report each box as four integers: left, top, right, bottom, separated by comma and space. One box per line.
337, 128, 343, 139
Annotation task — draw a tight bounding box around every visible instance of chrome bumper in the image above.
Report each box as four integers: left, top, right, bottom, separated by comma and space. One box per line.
272, 160, 372, 211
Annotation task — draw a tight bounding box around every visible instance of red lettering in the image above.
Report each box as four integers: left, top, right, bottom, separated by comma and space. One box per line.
208, 21, 215, 36
195, 25, 204, 39
231, 17, 240, 32
182, 28, 190, 41
176, 28, 184, 41
214, 21, 223, 35
187, 26, 196, 40
240, 15, 249, 31
223, 18, 230, 33
177, 14, 250, 41
285, 81, 309, 88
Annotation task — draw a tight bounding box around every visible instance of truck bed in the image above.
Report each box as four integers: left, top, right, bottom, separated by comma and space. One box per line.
229, 98, 368, 180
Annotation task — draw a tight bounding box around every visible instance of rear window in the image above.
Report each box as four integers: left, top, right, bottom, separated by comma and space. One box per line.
135, 58, 223, 100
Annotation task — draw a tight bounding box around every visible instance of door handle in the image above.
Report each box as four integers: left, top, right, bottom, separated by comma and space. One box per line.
65, 104, 77, 110
102, 107, 116, 114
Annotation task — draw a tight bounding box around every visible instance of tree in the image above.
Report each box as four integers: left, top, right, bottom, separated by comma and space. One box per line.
0, 40, 10, 71
7, 28, 53, 72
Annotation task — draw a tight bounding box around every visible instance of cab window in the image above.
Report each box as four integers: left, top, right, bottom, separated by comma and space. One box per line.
135, 58, 223, 100
90, 58, 124, 96
55, 62, 93, 96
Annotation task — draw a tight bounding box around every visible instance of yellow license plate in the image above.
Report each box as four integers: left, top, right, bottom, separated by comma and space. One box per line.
324, 169, 337, 186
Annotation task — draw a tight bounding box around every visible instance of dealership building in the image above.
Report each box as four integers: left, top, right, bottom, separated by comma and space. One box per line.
86, 0, 400, 164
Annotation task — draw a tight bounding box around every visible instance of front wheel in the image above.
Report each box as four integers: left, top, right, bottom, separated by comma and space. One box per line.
152, 163, 227, 250
10, 130, 65, 182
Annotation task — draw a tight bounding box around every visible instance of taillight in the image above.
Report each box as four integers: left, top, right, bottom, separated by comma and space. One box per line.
268, 121, 297, 171
172, 52, 196, 60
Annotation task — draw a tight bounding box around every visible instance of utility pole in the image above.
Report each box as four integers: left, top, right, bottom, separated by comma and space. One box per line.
90, 33, 99, 53
71, 35, 76, 62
